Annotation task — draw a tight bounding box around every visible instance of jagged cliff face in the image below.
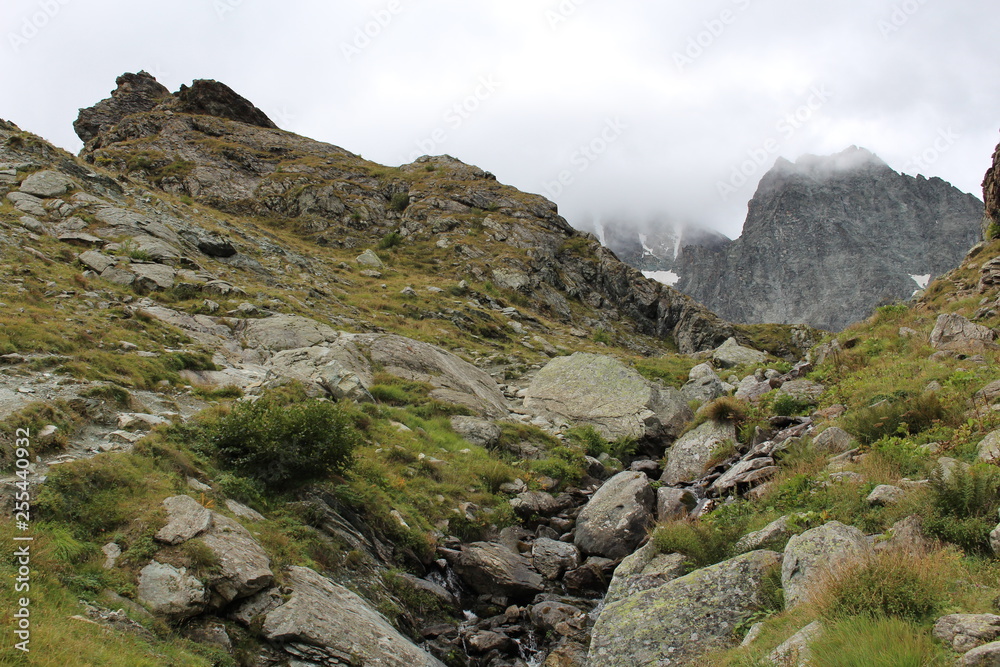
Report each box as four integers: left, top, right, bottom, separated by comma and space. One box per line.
983, 137, 1000, 236
75, 72, 733, 353
674, 147, 984, 331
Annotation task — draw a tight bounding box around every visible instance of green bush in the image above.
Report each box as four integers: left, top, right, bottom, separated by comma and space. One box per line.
389, 193, 410, 213
378, 230, 404, 249
772, 393, 812, 416
651, 519, 747, 571
841, 393, 953, 445
924, 462, 1000, 553
209, 393, 361, 492
810, 616, 950, 667
821, 552, 944, 622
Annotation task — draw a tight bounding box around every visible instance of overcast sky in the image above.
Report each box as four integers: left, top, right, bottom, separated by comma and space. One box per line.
4, 0, 999, 238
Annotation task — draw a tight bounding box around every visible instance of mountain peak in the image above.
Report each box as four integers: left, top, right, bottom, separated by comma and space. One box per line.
768, 146, 891, 180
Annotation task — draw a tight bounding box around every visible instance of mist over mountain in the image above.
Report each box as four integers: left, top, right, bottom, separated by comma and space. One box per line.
661, 147, 985, 331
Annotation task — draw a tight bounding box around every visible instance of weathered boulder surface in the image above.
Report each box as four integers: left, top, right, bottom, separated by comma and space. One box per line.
782, 521, 871, 608
934, 614, 1000, 652
20, 169, 77, 198
603, 541, 688, 606
155, 495, 211, 545
451, 542, 544, 602
766, 620, 822, 666
962, 640, 1000, 666
681, 363, 726, 404
199, 515, 273, 604
660, 419, 736, 485
930, 313, 996, 353
137, 562, 208, 620
713, 337, 767, 368
531, 538, 581, 580
978, 430, 1000, 464
523, 353, 691, 440
261, 566, 444, 667
588, 550, 783, 666
450, 415, 502, 448
74, 71, 171, 143
812, 427, 854, 454
574, 471, 655, 559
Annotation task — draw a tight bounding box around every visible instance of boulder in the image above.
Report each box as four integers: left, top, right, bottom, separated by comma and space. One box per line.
451, 542, 544, 602
563, 556, 616, 593
19, 170, 76, 197
735, 375, 774, 402
531, 538, 581, 580
574, 471, 655, 559
261, 566, 444, 667
866, 484, 905, 506
603, 542, 688, 606
713, 338, 767, 368
137, 562, 208, 620
660, 420, 736, 486
782, 521, 871, 608
777, 379, 825, 404
979, 430, 1000, 464
529, 600, 586, 635
225, 499, 265, 522
199, 514, 273, 604
131, 263, 176, 292
523, 353, 691, 441
78, 250, 115, 274
510, 491, 566, 518
236, 314, 340, 352
875, 515, 936, 554
450, 415, 502, 448
681, 363, 726, 404
588, 550, 783, 667
656, 487, 697, 521
962, 640, 1000, 666
930, 313, 996, 353
766, 620, 822, 666
356, 249, 385, 268
265, 344, 372, 401
710, 457, 776, 494
735, 516, 793, 554
934, 614, 1000, 652
812, 427, 854, 455
155, 495, 212, 545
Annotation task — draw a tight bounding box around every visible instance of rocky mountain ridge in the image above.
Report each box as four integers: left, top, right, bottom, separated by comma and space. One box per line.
2, 72, 1000, 667
635, 147, 983, 331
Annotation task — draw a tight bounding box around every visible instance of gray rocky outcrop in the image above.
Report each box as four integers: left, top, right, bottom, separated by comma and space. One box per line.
674, 147, 983, 331
660, 419, 736, 485
137, 562, 208, 620
782, 521, 871, 608
531, 538, 582, 580
603, 541, 688, 606
261, 566, 444, 667
681, 363, 726, 404
574, 471, 655, 559
155, 494, 212, 545
588, 550, 783, 666
523, 353, 691, 440
450, 416, 502, 448
713, 338, 767, 368
812, 427, 854, 454
930, 313, 996, 353
934, 614, 1000, 652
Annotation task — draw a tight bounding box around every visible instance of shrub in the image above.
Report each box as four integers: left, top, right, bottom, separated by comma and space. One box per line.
923, 462, 1000, 553
772, 393, 812, 416
702, 396, 748, 423
651, 519, 746, 570
841, 393, 952, 445
209, 393, 360, 492
378, 230, 404, 249
819, 551, 947, 622
389, 193, 410, 212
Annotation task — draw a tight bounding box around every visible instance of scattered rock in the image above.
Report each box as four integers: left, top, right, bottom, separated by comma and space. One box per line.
812, 427, 854, 454
450, 415, 502, 448
531, 538, 581, 580
930, 313, 996, 353
979, 430, 1000, 464
154, 495, 212, 545
766, 620, 822, 666
961, 640, 1000, 666
660, 419, 736, 486
866, 484, 905, 506
137, 562, 207, 620
735, 515, 793, 554
19, 170, 76, 197
712, 337, 767, 368
356, 249, 385, 268
782, 521, 871, 608
451, 542, 544, 603
656, 487, 696, 521
934, 614, 1000, 652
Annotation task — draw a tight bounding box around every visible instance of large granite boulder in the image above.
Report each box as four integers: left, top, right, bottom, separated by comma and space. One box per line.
20, 170, 77, 198
451, 542, 544, 603
681, 363, 726, 405
574, 471, 655, 559
523, 353, 692, 441
588, 550, 783, 666
155, 495, 211, 545
137, 562, 208, 621
934, 614, 1000, 652
712, 338, 767, 368
660, 419, 736, 485
531, 538, 581, 580
603, 542, 688, 606
261, 566, 444, 667
930, 313, 996, 353
782, 521, 871, 608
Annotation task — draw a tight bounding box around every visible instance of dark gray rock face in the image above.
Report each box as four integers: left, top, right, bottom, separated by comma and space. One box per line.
675, 147, 983, 331
73, 71, 171, 144
601, 218, 731, 275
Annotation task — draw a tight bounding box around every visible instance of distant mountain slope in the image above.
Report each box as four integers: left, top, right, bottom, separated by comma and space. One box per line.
673, 147, 984, 331
600, 220, 730, 286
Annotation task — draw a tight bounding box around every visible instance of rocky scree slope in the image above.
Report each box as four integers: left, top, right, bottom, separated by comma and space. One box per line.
674, 146, 983, 331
